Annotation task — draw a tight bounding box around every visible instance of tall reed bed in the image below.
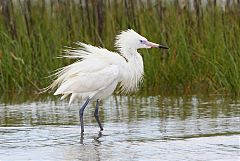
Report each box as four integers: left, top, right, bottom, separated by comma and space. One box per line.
0, 0, 239, 95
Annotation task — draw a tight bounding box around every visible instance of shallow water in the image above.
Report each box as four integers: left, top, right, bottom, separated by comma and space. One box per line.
0, 95, 239, 161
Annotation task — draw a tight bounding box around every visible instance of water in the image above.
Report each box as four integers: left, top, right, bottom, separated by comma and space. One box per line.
0, 95, 239, 161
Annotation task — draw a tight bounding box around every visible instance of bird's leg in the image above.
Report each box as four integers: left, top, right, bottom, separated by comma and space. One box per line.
79, 98, 90, 133
94, 99, 103, 131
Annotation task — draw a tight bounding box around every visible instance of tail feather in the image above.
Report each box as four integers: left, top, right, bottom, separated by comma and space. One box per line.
44, 42, 94, 93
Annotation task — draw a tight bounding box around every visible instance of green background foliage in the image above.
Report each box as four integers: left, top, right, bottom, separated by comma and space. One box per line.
0, 1, 239, 95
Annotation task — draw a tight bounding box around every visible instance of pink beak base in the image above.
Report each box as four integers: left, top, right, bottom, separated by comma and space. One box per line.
146, 41, 169, 49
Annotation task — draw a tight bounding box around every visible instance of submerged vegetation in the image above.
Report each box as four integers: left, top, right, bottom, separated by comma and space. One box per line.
0, 0, 239, 95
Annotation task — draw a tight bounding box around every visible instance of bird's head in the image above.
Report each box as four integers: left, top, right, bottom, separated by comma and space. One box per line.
115, 29, 168, 52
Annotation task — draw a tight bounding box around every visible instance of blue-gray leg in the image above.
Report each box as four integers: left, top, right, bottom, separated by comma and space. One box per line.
94, 99, 103, 131
79, 98, 90, 133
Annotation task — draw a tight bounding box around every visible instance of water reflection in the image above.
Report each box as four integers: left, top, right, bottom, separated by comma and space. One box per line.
0, 95, 239, 160
80, 132, 103, 144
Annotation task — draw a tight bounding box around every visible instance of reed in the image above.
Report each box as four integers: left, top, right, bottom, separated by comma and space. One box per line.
0, 0, 239, 95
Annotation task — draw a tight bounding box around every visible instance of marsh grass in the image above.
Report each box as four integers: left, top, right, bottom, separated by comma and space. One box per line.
0, 1, 239, 95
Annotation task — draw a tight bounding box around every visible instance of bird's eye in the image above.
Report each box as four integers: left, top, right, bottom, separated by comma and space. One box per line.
140, 40, 145, 43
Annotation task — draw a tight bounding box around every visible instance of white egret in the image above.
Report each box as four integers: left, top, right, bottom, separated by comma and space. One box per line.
47, 29, 168, 133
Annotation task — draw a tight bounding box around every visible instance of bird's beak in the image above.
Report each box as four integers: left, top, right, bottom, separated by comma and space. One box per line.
146, 41, 169, 49
158, 44, 169, 49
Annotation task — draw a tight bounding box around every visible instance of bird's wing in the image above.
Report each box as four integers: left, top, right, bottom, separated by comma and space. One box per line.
47, 42, 126, 92
54, 64, 119, 96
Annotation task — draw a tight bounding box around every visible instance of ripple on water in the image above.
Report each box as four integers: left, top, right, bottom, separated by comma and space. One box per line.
0, 95, 239, 160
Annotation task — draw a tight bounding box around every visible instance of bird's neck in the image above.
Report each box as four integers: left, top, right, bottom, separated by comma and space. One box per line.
118, 48, 144, 92
120, 48, 144, 73
119, 48, 143, 75
119, 48, 140, 62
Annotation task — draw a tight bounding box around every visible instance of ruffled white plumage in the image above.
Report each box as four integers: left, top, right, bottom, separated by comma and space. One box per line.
48, 29, 145, 104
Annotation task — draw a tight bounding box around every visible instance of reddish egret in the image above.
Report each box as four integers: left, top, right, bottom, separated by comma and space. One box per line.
47, 29, 168, 133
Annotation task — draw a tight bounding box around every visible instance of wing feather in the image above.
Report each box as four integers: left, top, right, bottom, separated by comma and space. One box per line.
54, 65, 119, 95
46, 42, 125, 92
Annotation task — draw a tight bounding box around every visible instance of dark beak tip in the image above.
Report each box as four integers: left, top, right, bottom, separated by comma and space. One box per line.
158, 45, 169, 49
